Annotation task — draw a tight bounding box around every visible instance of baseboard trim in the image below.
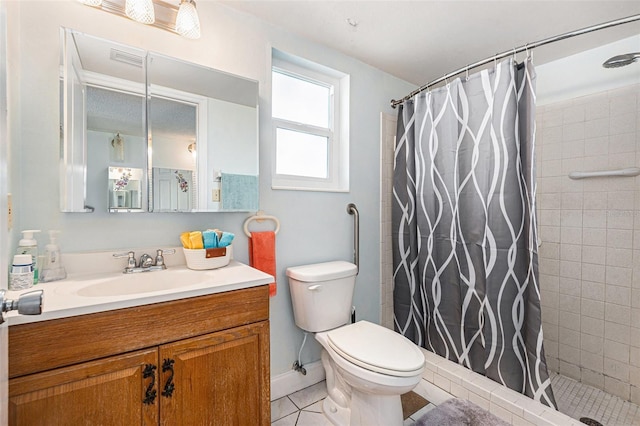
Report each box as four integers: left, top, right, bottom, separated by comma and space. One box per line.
271, 360, 325, 401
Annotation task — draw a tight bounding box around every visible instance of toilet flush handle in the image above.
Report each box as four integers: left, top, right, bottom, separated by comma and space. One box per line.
308, 285, 322, 291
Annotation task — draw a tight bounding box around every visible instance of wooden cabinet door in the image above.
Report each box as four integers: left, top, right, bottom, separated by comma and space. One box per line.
159, 321, 270, 426
9, 348, 159, 426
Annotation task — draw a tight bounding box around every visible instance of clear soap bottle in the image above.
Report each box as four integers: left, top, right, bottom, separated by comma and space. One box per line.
16, 230, 40, 284
40, 230, 67, 282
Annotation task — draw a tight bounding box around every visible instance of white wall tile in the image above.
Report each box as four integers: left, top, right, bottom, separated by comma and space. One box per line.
582, 316, 604, 337
604, 340, 630, 365
560, 261, 581, 279
562, 193, 583, 210
584, 137, 609, 157
581, 333, 604, 355
583, 192, 608, 210
584, 117, 609, 138
582, 281, 605, 300
559, 278, 581, 297
582, 245, 606, 265
605, 321, 630, 345
581, 299, 604, 319
606, 285, 632, 306
610, 113, 637, 136
607, 228, 633, 248
582, 264, 605, 283
583, 210, 607, 228
605, 303, 631, 325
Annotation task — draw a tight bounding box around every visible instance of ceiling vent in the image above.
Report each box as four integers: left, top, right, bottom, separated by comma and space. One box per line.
110, 48, 144, 68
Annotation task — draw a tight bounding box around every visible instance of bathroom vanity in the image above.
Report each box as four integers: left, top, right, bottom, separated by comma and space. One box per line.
6, 259, 272, 425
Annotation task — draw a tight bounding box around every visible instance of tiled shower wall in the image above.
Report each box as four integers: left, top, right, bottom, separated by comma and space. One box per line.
537, 83, 640, 403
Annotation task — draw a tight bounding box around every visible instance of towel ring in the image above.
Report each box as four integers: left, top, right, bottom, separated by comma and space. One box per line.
243, 212, 281, 238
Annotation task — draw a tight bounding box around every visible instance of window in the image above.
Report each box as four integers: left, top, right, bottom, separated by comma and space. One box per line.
271, 50, 349, 192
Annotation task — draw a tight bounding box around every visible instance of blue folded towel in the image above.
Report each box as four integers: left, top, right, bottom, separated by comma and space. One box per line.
219, 232, 235, 248
203, 230, 220, 249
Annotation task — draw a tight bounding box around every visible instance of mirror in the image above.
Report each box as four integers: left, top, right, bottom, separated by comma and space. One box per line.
59, 28, 259, 213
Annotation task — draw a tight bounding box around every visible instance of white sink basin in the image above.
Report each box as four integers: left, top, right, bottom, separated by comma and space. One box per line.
56, 268, 209, 298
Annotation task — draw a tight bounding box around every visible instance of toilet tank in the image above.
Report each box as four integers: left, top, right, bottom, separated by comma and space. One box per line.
286, 261, 357, 332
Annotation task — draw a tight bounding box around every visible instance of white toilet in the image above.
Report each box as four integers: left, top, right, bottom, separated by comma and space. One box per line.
287, 261, 425, 426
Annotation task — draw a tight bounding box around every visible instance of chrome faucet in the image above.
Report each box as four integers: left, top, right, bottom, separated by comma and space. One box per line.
139, 253, 154, 268
113, 249, 176, 274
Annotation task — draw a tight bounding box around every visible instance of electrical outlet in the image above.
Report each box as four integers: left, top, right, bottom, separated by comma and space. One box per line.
7, 193, 12, 230
212, 189, 220, 202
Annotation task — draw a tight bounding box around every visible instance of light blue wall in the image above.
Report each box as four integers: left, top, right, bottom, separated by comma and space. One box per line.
7, 1, 415, 377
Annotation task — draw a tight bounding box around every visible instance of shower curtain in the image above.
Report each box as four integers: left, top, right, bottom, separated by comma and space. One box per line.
392, 58, 556, 408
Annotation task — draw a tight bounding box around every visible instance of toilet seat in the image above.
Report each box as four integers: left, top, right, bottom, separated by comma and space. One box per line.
326, 321, 425, 377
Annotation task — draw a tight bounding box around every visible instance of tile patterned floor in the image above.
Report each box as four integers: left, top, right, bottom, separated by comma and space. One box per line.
552, 373, 640, 426
270, 381, 437, 425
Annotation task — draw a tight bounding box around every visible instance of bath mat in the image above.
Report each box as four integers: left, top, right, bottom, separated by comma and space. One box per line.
413, 398, 510, 426
401, 391, 430, 419
580, 417, 604, 426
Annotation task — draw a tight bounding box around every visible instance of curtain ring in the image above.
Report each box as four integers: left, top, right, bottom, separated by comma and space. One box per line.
465, 66, 469, 81
493, 54, 498, 69
512, 47, 517, 62
525, 43, 533, 61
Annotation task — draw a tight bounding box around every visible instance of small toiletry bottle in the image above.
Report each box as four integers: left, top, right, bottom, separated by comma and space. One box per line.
9, 254, 34, 290
40, 230, 67, 283
16, 230, 40, 284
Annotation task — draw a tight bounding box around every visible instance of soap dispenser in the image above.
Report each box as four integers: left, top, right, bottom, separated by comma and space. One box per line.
16, 230, 40, 284
40, 231, 67, 282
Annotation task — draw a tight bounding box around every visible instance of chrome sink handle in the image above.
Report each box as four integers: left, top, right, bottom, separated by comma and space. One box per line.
0, 289, 44, 325
113, 251, 137, 273
154, 249, 176, 269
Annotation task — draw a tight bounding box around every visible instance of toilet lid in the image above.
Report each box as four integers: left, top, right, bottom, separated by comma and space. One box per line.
326, 321, 425, 377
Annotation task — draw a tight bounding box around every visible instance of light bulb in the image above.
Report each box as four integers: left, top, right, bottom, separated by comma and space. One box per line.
125, 0, 155, 24
81, 0, 103, 6
176, 0, 201, 39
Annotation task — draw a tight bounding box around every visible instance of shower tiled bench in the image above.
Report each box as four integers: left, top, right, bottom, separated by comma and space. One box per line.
419, 349, 583, 426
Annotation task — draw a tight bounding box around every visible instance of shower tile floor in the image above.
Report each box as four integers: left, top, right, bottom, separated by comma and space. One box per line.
552, 373, 640, 425
270, 381, 437, 425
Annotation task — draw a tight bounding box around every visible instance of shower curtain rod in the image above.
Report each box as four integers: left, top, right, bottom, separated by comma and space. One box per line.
391, 14, 640, 108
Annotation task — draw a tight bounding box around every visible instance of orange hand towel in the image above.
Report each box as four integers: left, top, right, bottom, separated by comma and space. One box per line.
249, 231, 277, 297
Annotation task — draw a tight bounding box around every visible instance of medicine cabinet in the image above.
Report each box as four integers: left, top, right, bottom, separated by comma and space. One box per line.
59, 28, 259, 213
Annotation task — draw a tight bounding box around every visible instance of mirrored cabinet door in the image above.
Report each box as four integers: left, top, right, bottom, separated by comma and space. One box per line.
60, 28, 148, 213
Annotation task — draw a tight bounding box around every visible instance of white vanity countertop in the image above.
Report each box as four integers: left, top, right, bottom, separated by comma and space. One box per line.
6, 260, 273, 326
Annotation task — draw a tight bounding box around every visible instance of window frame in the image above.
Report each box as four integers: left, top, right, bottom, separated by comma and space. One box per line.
271, 53, 349, 192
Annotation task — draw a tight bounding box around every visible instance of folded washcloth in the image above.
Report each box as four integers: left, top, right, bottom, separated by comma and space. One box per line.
190, 231, 204, 249
203, 230, 220, 249
180, 231, 204, 249
218, 232, 235, 248
180, 232, 191, 249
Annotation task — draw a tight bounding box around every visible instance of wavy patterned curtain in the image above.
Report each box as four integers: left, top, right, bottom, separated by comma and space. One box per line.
392, 58, 556, 407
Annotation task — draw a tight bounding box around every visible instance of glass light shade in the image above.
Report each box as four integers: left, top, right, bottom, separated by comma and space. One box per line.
125, 0, 155, 24
81, 0, 103, 6
176, 0, 201, 39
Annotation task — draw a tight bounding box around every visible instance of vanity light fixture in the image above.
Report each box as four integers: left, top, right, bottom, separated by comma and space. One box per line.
80, 0, 201, 39
187, 142, 196, 154
176, 0, 201, 39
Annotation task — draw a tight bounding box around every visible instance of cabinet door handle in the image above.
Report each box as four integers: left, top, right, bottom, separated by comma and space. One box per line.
162, 358, 175, 398
142, 364, 157, 405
